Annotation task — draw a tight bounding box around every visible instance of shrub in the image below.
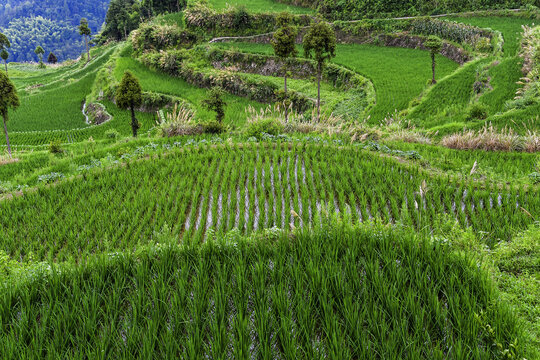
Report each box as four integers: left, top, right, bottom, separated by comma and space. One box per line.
202, 87, 227, 123
105, 129, 120, 141
49, 140, 63, 154
203, 120, 226, 134
466, 102, 489, 121
245, 118, 284, 139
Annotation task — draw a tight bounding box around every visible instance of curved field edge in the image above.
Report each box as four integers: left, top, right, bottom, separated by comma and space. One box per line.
0, 221, 529, 359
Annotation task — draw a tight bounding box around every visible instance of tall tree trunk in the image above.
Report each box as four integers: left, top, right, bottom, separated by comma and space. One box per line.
130, 104, 138, 137
431, 53, 436, 84
284, 72, 288, 123
4, 61, 7, 76
2, 113, 11, 157
85, 35, 90, 62
317, 62, 321, 123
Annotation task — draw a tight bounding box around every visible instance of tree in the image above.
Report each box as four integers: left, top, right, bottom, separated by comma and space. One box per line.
78, 18, 92, 62
103, 0, 140, 40
271, 12, 298, 123
202, 87, 227, 123
0, 71, 20, 157
0, 50, 8, 75
303, 20, 336, 122
425, 35, 443, 84
116, 71, 142, 137
47, 52, 58, 64
0, 32, 10, 75
34, 46, 45, 68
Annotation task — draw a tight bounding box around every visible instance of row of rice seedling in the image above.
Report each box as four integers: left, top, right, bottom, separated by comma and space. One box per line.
0, 102, 155, 147
212, 42, 460, 122
7, 48, 116, 133
0, 221, 527, 359
383, 141, 539, 184
0, 142, 537, 262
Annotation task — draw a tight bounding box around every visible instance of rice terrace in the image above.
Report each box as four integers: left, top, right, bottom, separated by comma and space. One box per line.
0, 0, 539, 358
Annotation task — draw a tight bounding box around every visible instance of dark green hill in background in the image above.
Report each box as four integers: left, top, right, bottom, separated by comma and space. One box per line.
0, 0, 110, 62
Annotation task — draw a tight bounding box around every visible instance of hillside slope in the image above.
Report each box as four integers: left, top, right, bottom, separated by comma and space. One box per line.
0, 0, 110, 62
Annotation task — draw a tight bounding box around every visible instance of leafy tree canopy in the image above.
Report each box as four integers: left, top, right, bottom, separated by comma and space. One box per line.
47, 52, 58, 64
303, 20, 336, 64
425, 35, 443, 54
0, 70, 19, 116
116, 71, 143, 109
78, 18, 91, 36
271, 12, 298, 60
0, 32, 10, 50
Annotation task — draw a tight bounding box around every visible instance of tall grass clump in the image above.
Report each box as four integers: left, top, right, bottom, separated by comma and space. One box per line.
442, 125, 540, 152
0, 220, 529, 358
156, 103, 203, 137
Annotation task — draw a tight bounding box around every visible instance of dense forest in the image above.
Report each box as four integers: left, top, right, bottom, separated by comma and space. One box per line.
0, 0, 110, 62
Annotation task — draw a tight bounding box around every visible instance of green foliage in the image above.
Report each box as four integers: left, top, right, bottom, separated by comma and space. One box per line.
78, 18, 91, 37
102, 0, 188, 41
101, 0, 141, 41
47, 52, 57, 64
466, 102, 489, 120
425, 35, 443, 54
271, 14, 298, 60
48, 140, 63, 154
289, 0, 539, 20
245, 118, 284, 139
0, 0, 108, 62
0, 32, 10, 50
104, 128, 120, 141
202, 120, 226, 134
184, 3, 311, 38
116, 71, 143, 110
117, 71, 143, 137
131, 22, 198, 54
34, 46, 44, 58
202, 87, 227, 123
0, 143, 538, 261
1, 16, 86, 63
0, 70, 19, 116
303, 20, 336, 66
0, 49, 8, 67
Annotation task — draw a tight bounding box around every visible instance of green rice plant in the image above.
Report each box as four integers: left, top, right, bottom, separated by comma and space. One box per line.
0, 220, 531, 358
213, 42, 459, 122
0, 141, 538, 262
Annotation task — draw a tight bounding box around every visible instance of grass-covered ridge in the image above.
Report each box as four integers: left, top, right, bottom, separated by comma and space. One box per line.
0, 221, 528, 359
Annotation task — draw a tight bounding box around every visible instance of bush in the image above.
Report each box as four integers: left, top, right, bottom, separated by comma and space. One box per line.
203, 120, 226, 134
105, 129, 120, 141
245, 119, 284, 139
49, 140, 64, 154
466, 102, 489, 120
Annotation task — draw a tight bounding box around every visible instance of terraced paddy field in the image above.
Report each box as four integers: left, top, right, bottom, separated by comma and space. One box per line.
212, 42, 459, 122
208, 0, 312, 14
0, 6, 539, 358
0, 223, 524, 359
1, 142, 537, 262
